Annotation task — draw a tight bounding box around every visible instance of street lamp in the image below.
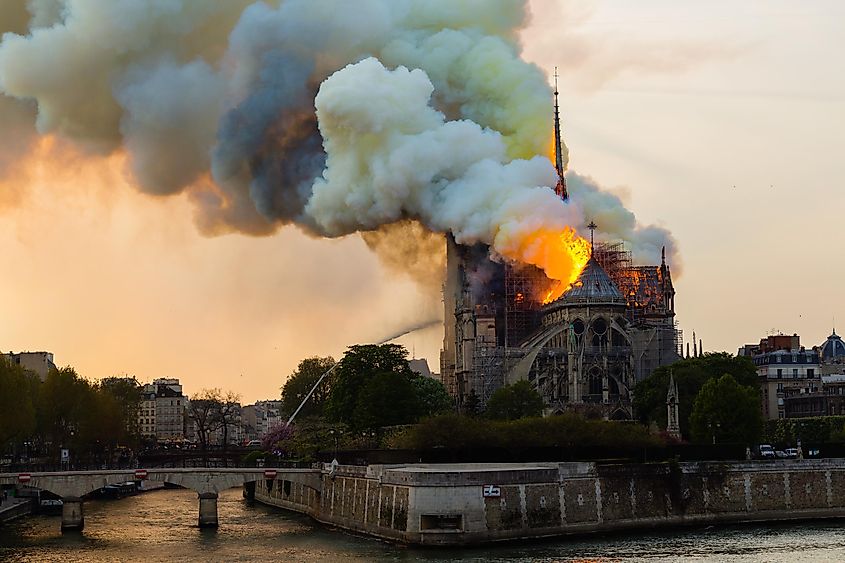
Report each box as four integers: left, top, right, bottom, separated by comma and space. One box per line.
329, 428, 344, 459
709, 420, 721, 445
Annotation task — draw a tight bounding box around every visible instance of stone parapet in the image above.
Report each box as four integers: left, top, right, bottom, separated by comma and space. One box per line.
254, 459, 845, 546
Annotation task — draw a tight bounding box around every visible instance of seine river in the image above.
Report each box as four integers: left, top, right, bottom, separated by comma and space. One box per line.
2, 488, 845, 562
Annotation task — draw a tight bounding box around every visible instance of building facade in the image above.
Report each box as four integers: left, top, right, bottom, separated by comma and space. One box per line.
783, 374, 845, 418
438, 93, 681, 419
139, 378, 189, 442
4, 351, 56, 381
242, 400, 283, 442
440, 239, 681, 419
746, 336, 821, 420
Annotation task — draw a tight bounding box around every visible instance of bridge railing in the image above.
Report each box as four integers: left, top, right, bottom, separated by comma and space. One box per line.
2, 457, 313, 474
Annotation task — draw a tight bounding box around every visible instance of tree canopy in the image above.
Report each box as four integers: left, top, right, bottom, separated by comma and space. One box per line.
280, 356, 335, 419
392, 412, 662, 451
0, 363, 144, 462
411, 375, 453, 417
633, 352, 758, 439
485, 380, 545, 421
689, 374, 763, 445
324, 344, 452, 430
0, 358, 38, 447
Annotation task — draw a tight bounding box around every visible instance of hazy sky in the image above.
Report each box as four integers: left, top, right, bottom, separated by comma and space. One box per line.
1, 1, 843, 402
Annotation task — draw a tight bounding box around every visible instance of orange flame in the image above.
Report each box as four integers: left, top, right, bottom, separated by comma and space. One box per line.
503, 226, 591, 305
541, 228, 591, 303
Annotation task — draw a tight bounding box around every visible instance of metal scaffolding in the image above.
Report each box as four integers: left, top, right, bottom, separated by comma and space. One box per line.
504, 263, 549, 347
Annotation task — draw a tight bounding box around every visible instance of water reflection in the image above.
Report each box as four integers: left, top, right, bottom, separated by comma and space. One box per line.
1, 487, 844, 562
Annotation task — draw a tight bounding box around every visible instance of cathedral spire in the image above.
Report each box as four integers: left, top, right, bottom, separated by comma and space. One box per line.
553, 67, 569, 202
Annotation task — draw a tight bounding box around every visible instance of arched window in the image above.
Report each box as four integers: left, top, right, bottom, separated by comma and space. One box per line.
589, 367, 603, 396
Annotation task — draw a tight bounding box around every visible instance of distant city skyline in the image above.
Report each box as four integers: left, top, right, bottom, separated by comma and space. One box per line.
1, 1, 842, 402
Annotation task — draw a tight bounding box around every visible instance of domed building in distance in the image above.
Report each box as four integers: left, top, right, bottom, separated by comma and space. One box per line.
820, 329, 845, 367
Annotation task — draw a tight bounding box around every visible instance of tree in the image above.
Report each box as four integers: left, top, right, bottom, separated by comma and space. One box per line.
689, 374, 763, 445
38, 367, 97, 458
262, 423, 295, 455
486, 381, 545, 421
0, 357, 37, 452
325, 344, 415, 428
280, 356, 335, 419
218, 391, 242, 449
411, 376, 453, 417
353, 371, 422, 429
462, 389, 481, 417
633, 353, 758, 438
188, 389, 223, 452
99, 376, 143, 448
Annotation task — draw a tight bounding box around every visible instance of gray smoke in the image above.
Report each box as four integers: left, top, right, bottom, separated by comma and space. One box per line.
0, 0, 679, 275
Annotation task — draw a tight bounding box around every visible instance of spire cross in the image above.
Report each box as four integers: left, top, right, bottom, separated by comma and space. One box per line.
587, 221, 597, 246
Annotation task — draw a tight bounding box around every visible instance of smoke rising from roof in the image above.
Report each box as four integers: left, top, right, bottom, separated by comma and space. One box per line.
0, 0, 677, 277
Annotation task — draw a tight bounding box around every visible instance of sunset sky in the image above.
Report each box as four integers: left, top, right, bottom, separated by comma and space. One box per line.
0, 0, 842, 402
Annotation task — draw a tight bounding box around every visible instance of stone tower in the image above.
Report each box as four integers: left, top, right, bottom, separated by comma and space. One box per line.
666, 371, 681, 439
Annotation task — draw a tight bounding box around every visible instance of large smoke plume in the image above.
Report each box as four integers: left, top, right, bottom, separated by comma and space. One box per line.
0, 0, 677, 287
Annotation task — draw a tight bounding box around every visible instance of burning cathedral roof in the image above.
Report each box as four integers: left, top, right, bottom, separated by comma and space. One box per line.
548, 256, 626, 308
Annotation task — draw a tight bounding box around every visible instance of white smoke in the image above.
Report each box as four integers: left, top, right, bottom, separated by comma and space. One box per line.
0, 0, 678, 273
567, 173, 679, 267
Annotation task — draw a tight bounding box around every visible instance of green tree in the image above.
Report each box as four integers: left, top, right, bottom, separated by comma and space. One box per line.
689, 374, 763, 444
485, 380, 545, 421
280, 356, 335, 419
99, 376, 143, 448
353, 371, 422, 429
633, 352, 758, 438
411, 376, 453, 417
0, 357, 38, 452
37, 367, 97, 458
325, 344, 415, 427
462, 389, 481, 417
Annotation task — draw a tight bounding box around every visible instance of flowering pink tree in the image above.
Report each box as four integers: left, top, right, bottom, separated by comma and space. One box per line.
262, 423, 295, 457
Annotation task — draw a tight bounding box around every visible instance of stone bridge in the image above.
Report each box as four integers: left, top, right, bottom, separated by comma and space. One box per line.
0, 467, 322, 531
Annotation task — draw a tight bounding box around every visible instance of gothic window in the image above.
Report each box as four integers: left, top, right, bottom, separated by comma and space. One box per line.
588, 367, 603, 396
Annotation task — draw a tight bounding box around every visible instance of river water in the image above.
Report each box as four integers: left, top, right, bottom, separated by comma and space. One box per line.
1, 488, 845, 562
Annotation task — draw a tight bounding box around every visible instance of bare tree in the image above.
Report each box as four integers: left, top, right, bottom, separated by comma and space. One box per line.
188, 389, 222, 452
218, 391, 242, 451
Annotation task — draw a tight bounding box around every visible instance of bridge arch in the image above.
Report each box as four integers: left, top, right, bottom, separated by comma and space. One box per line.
0, 468, 322, 531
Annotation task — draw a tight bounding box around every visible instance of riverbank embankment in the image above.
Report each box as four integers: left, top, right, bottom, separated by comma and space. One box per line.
253, 459, 845, 545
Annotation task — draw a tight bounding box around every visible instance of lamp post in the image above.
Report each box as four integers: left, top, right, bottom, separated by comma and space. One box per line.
329, 429, 343, 459
710, 420, 721, 446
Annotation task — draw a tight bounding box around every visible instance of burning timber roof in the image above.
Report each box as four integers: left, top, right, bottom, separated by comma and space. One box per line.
556, 257, 626, 307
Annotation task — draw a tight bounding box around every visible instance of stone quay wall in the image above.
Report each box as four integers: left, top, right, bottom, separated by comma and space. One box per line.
253, 459, 845, 545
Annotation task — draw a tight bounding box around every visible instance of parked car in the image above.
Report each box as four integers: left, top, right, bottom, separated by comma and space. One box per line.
775, 450, 788, 458
757, 444, 776, 459
784, 448, 799, 458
